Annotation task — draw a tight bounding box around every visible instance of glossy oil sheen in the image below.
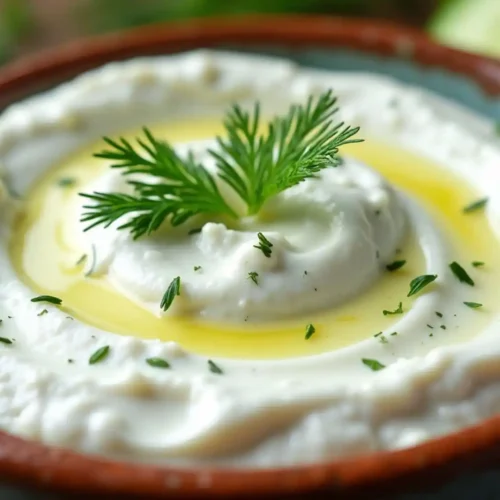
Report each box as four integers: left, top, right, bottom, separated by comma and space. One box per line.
9, 117, 500, 359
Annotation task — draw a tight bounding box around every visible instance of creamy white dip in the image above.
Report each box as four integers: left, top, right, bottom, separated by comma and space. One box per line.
0, 51, 499, 467
76, 142, 406, 321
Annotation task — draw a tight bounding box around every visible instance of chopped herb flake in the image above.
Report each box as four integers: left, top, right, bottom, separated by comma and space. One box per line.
374, 331, 383, 337
146, 357, 170, 369
427, 324, 434, 329
383, 302, 403, 316
57, 177, 76, 187
472, 261, 485, 268
463, 197, 488, 213
208, 359, 223, 375
160, 277, 181, 312
89, 345, 110, 365
435, 311, 443, 318
407, 275, 438, 297
362, 358, 386, 371
0, 337, 12, 345
390, 331, 398, 336
76, 254, 87, 266
464, 301, 483, 309
440, 325, 447, 330
386, 260, 406, 272
248, 271, 259, 285
31, 295, 62, 305
253, 232, 273, 258
194, 266, 202, 271
379, 335, 388, 344
305, 323, 316, 340
449, 261, 475, 286
37, 309, 48, 317
188, 228, 202, 235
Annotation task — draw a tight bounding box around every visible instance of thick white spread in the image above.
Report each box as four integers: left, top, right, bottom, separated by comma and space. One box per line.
75, 144, 406, 321
0, 51, 499, 468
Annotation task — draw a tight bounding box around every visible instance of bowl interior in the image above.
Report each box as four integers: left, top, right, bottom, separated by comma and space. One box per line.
1, 16, 500, 499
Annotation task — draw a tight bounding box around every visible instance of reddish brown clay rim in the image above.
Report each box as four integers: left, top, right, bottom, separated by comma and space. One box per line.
1, 14, 500, 499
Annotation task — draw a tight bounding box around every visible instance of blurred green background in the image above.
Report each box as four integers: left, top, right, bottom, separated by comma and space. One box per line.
0, 0, 498, 65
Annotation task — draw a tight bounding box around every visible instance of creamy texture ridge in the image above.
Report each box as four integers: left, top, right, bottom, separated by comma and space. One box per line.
0, 51, 499, 468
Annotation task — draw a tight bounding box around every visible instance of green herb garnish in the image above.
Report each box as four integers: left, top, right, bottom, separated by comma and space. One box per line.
248, 271, 259, 285
188, 228, 202, 235
160, 277, 181, 312
57, 177, 76, 188
463, 197, 488, 213
89, 345, 110, 365
146, 357, 170, 369
37, 309, 48, 317
31, 295, 62, 305
383, 302, 403, 316
386, 260, 406, 271
194, 266, 202, 272
449, 261, 475, 286
0, 337, 13, 345
76, 254, 87, 266
305, 323, 316, 340
362, 358, 386, 371
435, 311, 443, 318
472, 261, 485, 268
390, 332, 398, 336
464, 301, 483, 309
407, 275, 438, 297
440, 325, 447, 330
208, 359, 223, 375
253, 233, 273, 258
80, 91, 361, 239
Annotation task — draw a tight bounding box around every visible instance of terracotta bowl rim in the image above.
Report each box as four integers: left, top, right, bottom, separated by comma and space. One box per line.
1, 13, 500, 498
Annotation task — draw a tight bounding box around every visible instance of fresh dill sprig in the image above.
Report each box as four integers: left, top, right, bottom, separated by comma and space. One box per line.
80, 130, 236, 240
80, 91, 361, 239
210, 90, 362, 215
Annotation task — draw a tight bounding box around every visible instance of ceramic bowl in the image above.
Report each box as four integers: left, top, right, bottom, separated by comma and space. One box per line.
1, 15, 500, 499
